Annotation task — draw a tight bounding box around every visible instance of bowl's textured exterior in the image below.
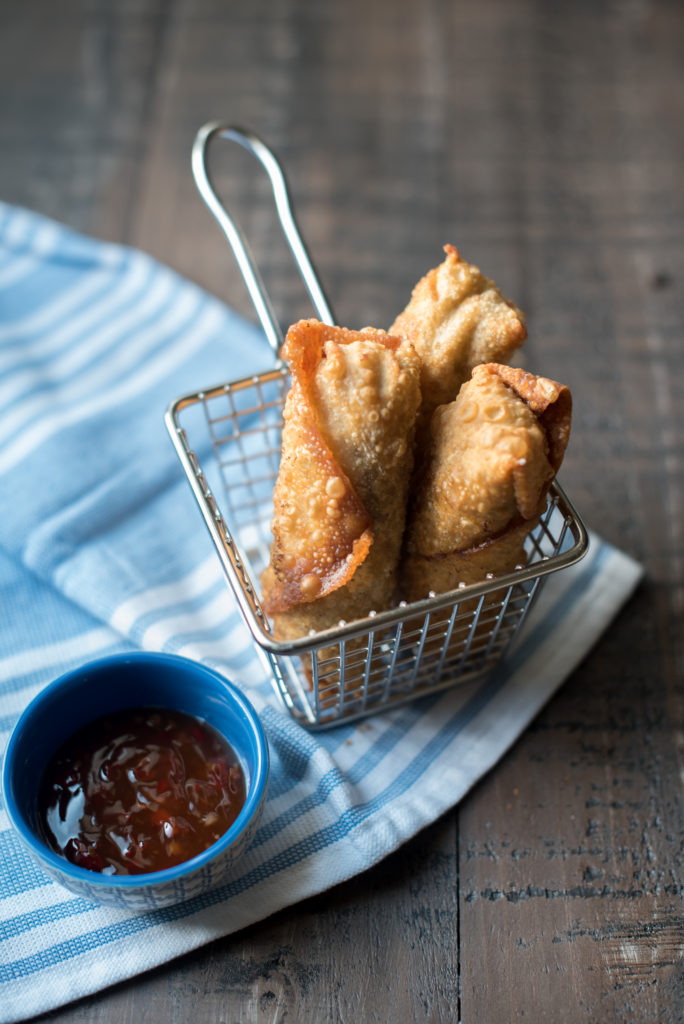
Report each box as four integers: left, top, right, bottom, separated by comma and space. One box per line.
2, 652, 269, 910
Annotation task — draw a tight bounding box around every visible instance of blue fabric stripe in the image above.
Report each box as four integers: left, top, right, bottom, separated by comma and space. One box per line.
0, 897, 97, 943
0, 257, 154, 375
227, 542, 609, 853
0, 548, 604, 977
0, 203, 640, 1020
0, 539, 611, 967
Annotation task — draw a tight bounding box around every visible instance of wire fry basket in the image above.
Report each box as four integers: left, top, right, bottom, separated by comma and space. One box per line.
165, 124, 589, 730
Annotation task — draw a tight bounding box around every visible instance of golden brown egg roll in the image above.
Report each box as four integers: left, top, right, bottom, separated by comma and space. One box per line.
400, 363, 572, 603
389, 245, 527, 441
261, 319, 421, 677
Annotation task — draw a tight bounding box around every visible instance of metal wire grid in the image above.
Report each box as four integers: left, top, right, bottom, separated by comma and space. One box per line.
167, 124, 589, 727
166, 367, 588, 729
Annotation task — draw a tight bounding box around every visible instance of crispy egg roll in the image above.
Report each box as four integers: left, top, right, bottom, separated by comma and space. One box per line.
261, 319, 421, 669
400, 363, 572, 603
390, 245, 527, 441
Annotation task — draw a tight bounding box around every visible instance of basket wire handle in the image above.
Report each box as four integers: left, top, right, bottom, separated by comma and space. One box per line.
191, 122, 336, 358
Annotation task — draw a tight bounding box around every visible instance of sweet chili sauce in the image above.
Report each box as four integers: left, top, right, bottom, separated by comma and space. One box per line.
37, 707, 246, 875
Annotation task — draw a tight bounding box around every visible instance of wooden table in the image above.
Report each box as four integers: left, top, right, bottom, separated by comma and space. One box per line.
2, 1, 682, 1020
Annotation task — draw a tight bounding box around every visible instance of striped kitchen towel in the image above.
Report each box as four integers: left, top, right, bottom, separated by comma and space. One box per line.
0, 202, 642, 1022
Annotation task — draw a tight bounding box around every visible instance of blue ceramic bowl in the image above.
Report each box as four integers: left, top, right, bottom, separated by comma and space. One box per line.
1, 652, 269, 910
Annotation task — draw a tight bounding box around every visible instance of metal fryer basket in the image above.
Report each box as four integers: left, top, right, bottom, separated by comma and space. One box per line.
165, 124, 589, 730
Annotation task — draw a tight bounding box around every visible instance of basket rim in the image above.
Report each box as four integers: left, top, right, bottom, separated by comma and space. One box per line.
165, 371, 590, 658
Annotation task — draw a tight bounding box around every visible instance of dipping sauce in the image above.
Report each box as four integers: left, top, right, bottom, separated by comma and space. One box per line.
37, 707, 246, 875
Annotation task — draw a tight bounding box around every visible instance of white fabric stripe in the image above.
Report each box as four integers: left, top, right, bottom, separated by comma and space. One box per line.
0, 271, 175, 407
0, 224, 62, 288
1, 682, 56, 727
261, 694, 459, 844
138, 590, 241, 650
240, 547, 633, 850
172, 652, 270, 707
0, 207, 35, 249
0, 203, 647, 1024
0, 300, 224, 475
0, 263, 121, 346
0, 885, 84, 928
0, 254, 147, 360
174, 634, 256, 664
0, 273, 191, 446
420, 551, 643, 807
251, 724, 389, 825
242, 557, 639, 869
225, 549, 611, 829
0, 628, 116, 684
0, 554, 643, 1023
0, 833, 371, 1023
109, 555, 223, 634
0, 905, 131, 967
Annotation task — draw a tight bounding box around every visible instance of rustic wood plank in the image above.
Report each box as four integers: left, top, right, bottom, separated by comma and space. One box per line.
0, 0, 172, 242
35, 816, 458, 1023
456, 0, 684, 1017
459, 601, 684, 1021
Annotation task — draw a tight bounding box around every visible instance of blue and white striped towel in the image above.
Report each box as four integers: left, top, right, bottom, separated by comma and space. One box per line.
0, 202, 642, 1023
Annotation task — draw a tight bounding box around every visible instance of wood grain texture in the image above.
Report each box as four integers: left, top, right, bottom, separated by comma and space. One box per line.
1, 0, 683, 1020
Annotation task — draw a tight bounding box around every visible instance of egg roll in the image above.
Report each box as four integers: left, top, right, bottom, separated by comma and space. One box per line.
390, 245, 527, 442
261, 319, 421, 677
400, 363, 572, 603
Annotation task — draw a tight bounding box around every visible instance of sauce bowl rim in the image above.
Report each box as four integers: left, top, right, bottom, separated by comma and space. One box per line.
1, 651, 269, 890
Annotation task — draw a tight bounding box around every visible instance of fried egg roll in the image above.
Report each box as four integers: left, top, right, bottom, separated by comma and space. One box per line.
261, 319, 421, 666
400, 363, 572, 603
390, 245, 527, 441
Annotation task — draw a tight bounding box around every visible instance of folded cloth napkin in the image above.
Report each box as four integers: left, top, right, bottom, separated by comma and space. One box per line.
0, 202, 642, 1023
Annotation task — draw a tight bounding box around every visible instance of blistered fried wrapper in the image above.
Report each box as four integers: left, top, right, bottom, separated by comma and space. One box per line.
400, 363, 572, 602
390, 245, 527, 441
261, 320, 421, 666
